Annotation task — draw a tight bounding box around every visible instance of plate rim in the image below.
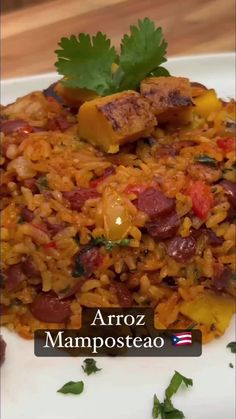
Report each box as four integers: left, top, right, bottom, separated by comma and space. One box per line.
1, 52, 235, 84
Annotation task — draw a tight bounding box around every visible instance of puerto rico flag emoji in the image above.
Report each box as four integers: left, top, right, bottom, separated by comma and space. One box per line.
171, 332, 192, 346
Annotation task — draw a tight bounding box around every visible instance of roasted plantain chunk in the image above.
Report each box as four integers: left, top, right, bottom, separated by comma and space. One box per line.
140, 76, 193, 123
78, 91, 156, 153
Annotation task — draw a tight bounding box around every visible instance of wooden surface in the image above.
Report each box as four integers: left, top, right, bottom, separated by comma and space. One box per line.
1, 0, 235, 79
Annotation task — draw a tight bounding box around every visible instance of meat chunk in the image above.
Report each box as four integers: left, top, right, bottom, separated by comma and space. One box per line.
220, 180, 236, 208
140, 76, 193, 119
212, 264, 232, 290
30, 293, 71, 323
146, 211, 180, 239
111, 281, 133, 307
187, 164, 221, 184
137, 187, 174, 218
0, 119, 32, 135
0, 336, 6, 366
202, 229, 224, 246
167, 236, 196, 262
21, 256, 41, 278
5, 264, 25, 291
63, 188, 100, 212
72, 247, 102, 278
21, 207, 34, 222
78, 91, 156, 153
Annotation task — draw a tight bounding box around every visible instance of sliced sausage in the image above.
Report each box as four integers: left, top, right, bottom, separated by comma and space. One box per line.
5, 264, 25, 291
111, 282, 133, 307
30, 293, 71, 323
0, 120, 32, 135
21, 256, 41, 278
73, 247, 103, 277
63, 188, 100, 212
202, 228, 224, 246
137, 187, 174, 218
21, 207, 34, 222
220, 180, 236, 208
146, 211, 180, 240
167, 236, 196, 262
212, 264, 232, 290
0, 336, 6, 366
45, 221, 64, 236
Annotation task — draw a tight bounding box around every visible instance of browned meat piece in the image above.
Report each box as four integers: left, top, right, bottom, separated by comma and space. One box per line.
146, 211, 180, 239
111, 281, 133, 307
63, 188, 100, 212
0, 119, 32, 135
187, 164, 221, 184
73, 247, 103, 278
140, 76, 193, 118
21, 256, 41, 278
137, 187, 174, 218
202, 229, 224, 246
212, 264, 232, 290
30, 293, 71, 323
167, 236, 196, 262
5, 264, 25, 291
190, 82, 208, 98
220, 180, 236, 208
21, 208, 34, 222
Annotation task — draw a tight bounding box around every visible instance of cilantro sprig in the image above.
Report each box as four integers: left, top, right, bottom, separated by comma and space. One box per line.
152, 371, 193, 418
82, 358, 102, 376
55, 18, 169, 96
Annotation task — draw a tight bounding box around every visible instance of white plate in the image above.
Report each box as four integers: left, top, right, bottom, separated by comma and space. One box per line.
1, 54, 236, 419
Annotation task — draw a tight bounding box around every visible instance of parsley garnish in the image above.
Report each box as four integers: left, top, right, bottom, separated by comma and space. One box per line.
36, 175, 49, 192
229, 362, 234, 368
57, 380, 84, 395
18, 216, 24, 224
231, 274, 236, 281
152, 371, 193, 418
227, 342, 236, 353
82, 358, 102, 376
91, 236, 130, 251
55, 18, 169, 95
194, 155, 217, 167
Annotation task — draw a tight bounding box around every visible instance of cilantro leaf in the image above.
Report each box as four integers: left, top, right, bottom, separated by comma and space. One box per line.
194, 155, 217, 167
152, 394, 161, 418
162, 398, 185, 418
91, 235, 130, 251
55, 18, 169, 95
36, 175, 50, 192
118, 18, 169, 91
57, 380, 84, 395
82, 358, 102, 375
227, 341, 236, 353
165, 371, 193, 399
55, 32, 118, 95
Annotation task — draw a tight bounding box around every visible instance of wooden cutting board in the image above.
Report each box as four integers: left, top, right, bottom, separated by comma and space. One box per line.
1, 0, 235, 78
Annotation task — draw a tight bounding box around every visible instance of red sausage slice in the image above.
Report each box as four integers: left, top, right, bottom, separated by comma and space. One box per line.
167, 236, 196, 262
30, 293, 71, 323
137, 187, 174, 218
146, 211, 180, 240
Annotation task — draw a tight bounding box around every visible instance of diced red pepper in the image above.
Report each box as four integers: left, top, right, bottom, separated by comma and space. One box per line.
124, 184, 148, 196
217, 138, 236, 153
43, 241, 57, 250
188, 181, 214, 219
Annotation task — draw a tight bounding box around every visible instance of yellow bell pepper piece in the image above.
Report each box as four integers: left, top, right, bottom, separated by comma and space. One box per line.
194, 89, 222, 118
180, 292, 235, 334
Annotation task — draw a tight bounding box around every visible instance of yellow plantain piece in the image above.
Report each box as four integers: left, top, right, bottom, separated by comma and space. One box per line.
78, 90, 156, 153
